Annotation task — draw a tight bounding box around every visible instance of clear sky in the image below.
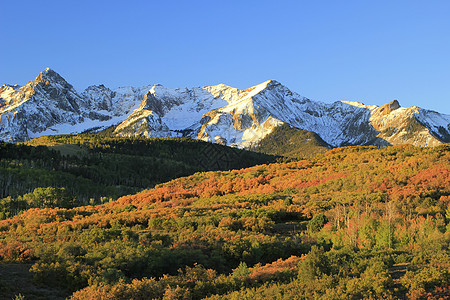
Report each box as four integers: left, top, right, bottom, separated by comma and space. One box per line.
1, 0, 450, 114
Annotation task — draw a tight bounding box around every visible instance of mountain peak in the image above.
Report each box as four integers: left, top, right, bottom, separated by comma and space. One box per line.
2, 70, 450, 147
340, 100, 370, 108
244, 80, 283, 96
39, 67, 56, 77
377, 99, 401, 115
266, 79, 280, 84
261, 79, 281, 89
34, 67, 67, 85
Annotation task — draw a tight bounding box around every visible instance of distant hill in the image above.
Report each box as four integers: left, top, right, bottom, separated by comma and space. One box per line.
250, 123, 330, 159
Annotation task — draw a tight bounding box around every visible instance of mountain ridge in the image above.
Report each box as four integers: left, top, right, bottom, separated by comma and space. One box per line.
1, 68, 449, 148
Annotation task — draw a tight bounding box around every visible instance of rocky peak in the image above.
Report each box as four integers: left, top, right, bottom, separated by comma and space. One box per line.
82, 85, 114, 111
84, 84, 111, 93
0, 85, 20, 106
34, 67, 68, 86
25, 68, 81, 109
138, 86, 185, 117
1, 84, 20, 90
265, 79, 281, 88
252, 80, 281, 90
23, 68, 89, 118
340, 101, 376, 110
202, 84, 244, 103
376, 100, 401, 116
245, 80, 281, 94
139, 91, 161, 112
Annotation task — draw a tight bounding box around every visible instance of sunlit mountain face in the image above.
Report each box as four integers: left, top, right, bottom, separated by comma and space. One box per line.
1, 68, 450, 147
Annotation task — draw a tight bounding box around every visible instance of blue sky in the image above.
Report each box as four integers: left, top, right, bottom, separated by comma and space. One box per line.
1, 0, 450, 114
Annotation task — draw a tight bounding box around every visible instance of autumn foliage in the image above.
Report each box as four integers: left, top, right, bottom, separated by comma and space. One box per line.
0, 144, 449, 299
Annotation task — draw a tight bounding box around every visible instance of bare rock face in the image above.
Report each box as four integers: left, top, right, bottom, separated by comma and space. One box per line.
1, 68, 450, 148
368, 100, 447, 147
376, 100, 401, 116
82, 85, 114, 112
113, 109, 171, 138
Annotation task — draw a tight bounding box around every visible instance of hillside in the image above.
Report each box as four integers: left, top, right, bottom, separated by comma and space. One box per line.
0, 134, 276, 219
250, 123, 331, 159
0, 144, 449, 299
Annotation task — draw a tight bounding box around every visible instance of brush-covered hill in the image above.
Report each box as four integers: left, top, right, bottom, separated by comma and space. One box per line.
0, 134, 276, 214
0, 144, 449, 299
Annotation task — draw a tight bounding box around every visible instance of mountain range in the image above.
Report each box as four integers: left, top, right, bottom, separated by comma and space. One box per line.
1, 68, 449, 148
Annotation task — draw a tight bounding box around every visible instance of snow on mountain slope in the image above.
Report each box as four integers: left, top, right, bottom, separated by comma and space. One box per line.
1, 68, 450, 148
197, 81, 287, 147
0, 68, 89, 142
195, 80, 450, 147
113, 109, 171, 138
0, 69, 151, 142
341, 100, 450, 147
113, 83, 244, 138
415, 108, 450, 144
196, 80, 378, 147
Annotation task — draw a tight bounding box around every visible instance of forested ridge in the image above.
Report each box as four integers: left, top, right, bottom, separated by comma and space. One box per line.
250, 123, 331, 159
0, 135, 276, 219
0, 142, 449, 299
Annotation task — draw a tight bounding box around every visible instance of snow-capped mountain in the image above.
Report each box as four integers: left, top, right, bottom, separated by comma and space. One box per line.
0, 68, 151, 142
1, 68, 450, 148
